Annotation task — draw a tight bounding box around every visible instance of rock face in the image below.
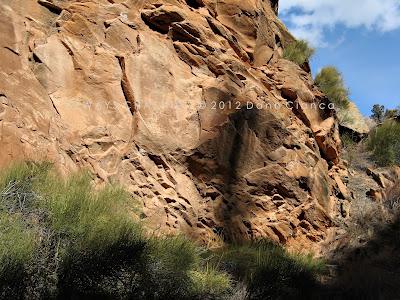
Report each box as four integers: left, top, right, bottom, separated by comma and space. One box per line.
338, 102, 371, 142
0, 0, 344, 252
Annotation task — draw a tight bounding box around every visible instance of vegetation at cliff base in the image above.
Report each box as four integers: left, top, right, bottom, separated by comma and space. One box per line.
0, 162, 325, 299
314, 66, 350, 110
283, 39, 315, 66
367, 120, 400, 166
0, 162, 231, 299
217, 240, 326, 299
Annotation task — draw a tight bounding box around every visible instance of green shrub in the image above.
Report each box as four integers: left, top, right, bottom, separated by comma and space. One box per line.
35, 172, 142, 255
190, 263, 232, 298
0, 162, 232, 299
140, 236, 232, 299
385, 109, 399, 120
218, 240, 325, 299
142, 236, 202, 298
283, 39, 315, 66
367, 120, 400, 166
0, 214, 37, 281
315, 66, 350, 110
0, 162, 147, 298
1, 163, 325, 300
0, 163, 43, 271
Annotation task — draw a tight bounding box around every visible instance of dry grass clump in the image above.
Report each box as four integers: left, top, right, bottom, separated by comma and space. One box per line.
341, 135, 371, 171
322, 174, 400, 299
384, 175, 400, 210
326, 178, 400, 299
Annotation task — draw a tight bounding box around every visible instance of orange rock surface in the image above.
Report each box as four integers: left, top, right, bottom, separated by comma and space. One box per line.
0, 0, 346, 253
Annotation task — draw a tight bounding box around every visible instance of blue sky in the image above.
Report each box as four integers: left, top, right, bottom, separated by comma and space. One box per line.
279, 0, 400, 116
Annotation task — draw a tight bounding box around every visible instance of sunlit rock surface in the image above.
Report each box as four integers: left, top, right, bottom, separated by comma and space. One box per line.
0, 0, 346, 253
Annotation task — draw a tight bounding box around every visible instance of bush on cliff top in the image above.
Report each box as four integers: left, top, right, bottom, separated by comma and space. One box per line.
314, 66, 350, 110
283, 39, 315, 66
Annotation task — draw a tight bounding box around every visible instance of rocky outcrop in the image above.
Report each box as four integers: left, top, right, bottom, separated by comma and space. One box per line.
0, 0, 344, 252
338, 102, 371, 141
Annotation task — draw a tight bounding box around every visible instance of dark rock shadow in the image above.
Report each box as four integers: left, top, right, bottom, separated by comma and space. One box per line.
312, 213, 400, 300
188, 106, 291, 242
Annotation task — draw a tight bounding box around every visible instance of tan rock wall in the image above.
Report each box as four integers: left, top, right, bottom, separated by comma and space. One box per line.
0, 0, 344, 253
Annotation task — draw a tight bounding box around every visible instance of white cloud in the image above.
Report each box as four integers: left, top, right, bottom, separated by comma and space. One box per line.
280, 0, 400, 46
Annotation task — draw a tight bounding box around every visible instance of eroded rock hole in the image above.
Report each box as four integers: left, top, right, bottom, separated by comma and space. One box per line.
185, 0, 204, 9
275, 34, 282, 47
37, 0, 63, 14
141, 9, 185, 34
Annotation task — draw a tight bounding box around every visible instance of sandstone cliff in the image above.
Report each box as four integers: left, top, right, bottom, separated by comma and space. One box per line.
0, 0, 346, 252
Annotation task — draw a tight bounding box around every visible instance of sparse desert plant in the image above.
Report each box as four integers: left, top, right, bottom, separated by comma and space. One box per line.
347, 198, 386, 241
190, 262, 232, 298
143, 236, 232, 299
283, 39, 315, 66
340, 135, 371, 170
329, 179, 400, 299
384, 177, 400, 210
218, 240, 325, 299
384, 108, 399, 120
341, 132, 356, 149
315, 66, 350, 110
0, 214, 37, 289
367, 120, 400, 166
337, 109, 355, 126
141, 235, 203, 299
36, 172, 143, 256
